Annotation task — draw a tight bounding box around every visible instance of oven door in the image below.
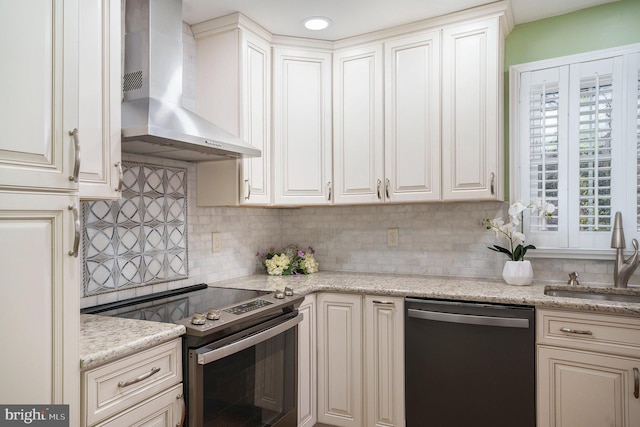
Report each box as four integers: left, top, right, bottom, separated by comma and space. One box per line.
188, 312, 301, 427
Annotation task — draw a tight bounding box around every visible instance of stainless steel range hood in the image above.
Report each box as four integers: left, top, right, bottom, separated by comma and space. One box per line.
121, 0, 261, 162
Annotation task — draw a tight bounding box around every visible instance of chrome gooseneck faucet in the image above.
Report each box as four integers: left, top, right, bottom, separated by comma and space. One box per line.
611, 211, 640, 288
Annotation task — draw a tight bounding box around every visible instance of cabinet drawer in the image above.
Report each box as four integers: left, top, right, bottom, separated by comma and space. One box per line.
83, 339, 182, 426
94, 383, 184, 427
537, 309, 640, 357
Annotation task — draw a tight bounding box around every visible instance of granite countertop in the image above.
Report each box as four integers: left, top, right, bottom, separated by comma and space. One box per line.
80, 271, 640, 369
80, 314, 185, 370
208, 271, 640, 316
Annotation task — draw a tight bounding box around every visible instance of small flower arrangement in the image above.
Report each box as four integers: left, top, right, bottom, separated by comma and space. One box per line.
257, 244, 319, 276
482, 200, 555, 261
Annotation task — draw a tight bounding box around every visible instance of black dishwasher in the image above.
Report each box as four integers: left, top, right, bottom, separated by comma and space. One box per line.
405, 298, 535, 427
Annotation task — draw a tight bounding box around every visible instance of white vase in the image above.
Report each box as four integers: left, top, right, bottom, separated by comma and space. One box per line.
502, 260, 533, 286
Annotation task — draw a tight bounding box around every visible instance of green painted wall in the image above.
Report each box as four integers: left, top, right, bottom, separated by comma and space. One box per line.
506, 0, 640, 69
502, 0, 640, 197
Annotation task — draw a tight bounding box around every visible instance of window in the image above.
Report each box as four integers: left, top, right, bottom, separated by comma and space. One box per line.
510, 45, 640, 257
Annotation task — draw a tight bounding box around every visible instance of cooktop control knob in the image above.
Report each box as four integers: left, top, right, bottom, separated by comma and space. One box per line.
284, 287, 293, 296
274, 290, 285, 299
191, 313, 206, 325
206, 309, 221, 320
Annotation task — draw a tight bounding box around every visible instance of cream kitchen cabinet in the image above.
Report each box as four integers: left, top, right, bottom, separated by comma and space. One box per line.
78, 0, 122, 201
272, 46, 333, 206
384, 31, 441, 203
441, 16, 504, 201
332, 32, 441, 205
0, 193, 80, 418
82, 338, 184, 427
298, 294, 317, 427
537, 309, 640, 427
317, 293, 404, 427
193, 14, 271, 206
363, 295, 405, 427
0, 0, 79, 192
332, 44, 385, 205
0, 2, 81, 425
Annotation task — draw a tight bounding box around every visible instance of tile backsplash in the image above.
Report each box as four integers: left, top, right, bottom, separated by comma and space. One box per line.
83, 162, 188, 296
80, 21, 637, 308
80, 152, 636, 309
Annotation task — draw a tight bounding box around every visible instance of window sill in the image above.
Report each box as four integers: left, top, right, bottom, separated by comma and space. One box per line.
526, 247, 636, 261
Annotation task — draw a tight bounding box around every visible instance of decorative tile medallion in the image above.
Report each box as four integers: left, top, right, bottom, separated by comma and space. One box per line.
82, 162, 188, 296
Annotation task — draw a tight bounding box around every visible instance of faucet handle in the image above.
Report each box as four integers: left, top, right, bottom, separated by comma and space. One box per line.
567, 272, 580, 286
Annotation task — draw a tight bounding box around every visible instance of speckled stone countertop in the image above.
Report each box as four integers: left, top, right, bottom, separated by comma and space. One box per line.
208, 271, 640, 316
80, 314, 185, 370
80, 271, 640, 369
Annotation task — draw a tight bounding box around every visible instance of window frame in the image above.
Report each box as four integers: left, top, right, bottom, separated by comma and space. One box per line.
509, 43, 640, 260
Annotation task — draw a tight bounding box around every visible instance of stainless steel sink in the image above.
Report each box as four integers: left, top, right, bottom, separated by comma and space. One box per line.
544, 286, 640, 303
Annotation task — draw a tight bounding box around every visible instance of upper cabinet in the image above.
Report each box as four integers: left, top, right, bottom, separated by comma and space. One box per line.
193, 15, 272, 206
193, 4, 510, 207
333, 44, 384, 205
384, 31, 442, 203
0, 0, 79, 192
441, 17, 503, 201
78, 0, 122, 200
273, 46, 333, 206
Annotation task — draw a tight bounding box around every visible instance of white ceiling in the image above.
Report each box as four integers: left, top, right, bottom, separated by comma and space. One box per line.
182, 0, 620, 41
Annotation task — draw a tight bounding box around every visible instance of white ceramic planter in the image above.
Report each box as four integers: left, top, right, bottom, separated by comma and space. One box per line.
502, 260, 533, 286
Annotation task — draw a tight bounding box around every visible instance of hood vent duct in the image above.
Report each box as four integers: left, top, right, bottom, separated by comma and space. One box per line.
121, 0, 261, 162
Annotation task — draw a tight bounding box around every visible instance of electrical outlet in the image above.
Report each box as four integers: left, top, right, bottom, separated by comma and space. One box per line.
212, 232, 222, 252
387, 228, 399, 247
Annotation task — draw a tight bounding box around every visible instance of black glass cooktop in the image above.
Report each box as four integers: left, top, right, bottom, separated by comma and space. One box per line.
81, 284, 271, 323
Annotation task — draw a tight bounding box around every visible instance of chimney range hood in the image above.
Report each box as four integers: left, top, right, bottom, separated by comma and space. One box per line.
121, 0, 261, 162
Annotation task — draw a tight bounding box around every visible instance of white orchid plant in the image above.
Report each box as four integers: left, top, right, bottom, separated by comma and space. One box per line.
482, 200, 556, 261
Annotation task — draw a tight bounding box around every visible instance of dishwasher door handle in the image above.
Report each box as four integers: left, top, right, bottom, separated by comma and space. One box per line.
408, 308, 530, 329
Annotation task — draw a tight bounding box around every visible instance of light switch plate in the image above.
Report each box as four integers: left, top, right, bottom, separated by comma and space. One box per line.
387, 228, 399, 247
212, 232, 222, 252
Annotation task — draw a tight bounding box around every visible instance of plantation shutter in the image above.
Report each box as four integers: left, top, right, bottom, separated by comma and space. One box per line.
517, 51, 640, 253
520, 67, 568, 248
568, 57, 624, 249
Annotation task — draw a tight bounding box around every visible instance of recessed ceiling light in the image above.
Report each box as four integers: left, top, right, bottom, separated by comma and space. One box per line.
302, 17, 332, 31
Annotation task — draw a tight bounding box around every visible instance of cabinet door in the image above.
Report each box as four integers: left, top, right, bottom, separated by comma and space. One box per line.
194, 25, 271, 206
273, 48, 333, 205
317, 293, 363, 427
0, 0, 79, 192
538, 346, 640, 427
298, 294, 317, 427
240, 32, 271, 205
0, 193, 80, 414
385, 31, 441, 203
95, 384, 184, 427
364, 296, 405, 427
78, 0, 122, 201
441, 17, 503, 201
333, 44, 384, 205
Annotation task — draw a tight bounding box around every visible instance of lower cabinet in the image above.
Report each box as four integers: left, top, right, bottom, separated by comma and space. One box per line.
537, 309, 640, 427
298, 294, 317, 427
316, 293, 404, 427
81, 339, 184, 427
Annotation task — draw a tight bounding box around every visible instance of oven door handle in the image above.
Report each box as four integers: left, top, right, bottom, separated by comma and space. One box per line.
197, 313, 302, 365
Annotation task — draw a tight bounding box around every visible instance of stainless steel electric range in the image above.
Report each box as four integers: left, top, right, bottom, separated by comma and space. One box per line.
82, 284, 304, 427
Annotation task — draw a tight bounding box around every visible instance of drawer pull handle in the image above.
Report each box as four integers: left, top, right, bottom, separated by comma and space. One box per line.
372, 300, 395, 305
176, 393, 186, 426
634, 368, 639, 399
559, 327, 593, 335
118, 367, 161, 388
